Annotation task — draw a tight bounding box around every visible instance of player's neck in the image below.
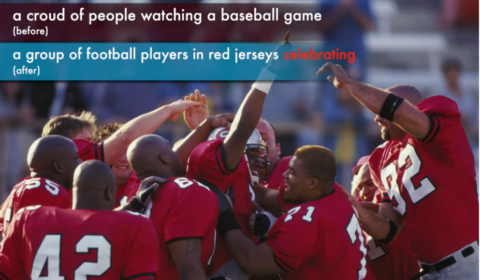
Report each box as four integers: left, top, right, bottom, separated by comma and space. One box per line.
30, 171, 62, 185
73, 199, 111, 211
138, 169, 174, 181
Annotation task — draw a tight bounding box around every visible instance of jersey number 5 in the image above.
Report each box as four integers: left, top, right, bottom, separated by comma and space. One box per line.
31, 234, 111, 280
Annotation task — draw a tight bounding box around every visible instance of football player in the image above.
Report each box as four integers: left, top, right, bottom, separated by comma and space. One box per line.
179, 33, 294, 279
93, 123, 139, 207
211, 146, 368, 280
0, 136, 80, 236
354, 163, 420, 280
0, 160, 159, 279
319, 62, 479, 279
127, 135, 219, 280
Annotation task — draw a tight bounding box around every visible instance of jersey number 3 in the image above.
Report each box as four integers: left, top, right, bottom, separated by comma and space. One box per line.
31, 234, 111, 280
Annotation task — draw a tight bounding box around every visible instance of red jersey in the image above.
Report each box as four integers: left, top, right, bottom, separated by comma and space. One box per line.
365, 229, 419, 280
266, 184, 368, 280
145, 177, 219, 279
0, 206, 159, 279
73, 139, 104, 162
115, 172, 140, 208
0, 177, 71, 236
186, 139, 258, 275
368, 96, 479, 263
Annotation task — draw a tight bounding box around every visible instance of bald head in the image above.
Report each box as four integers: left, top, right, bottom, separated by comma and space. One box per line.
387, 85, 423, 105
28, 136, 77, 169
74, 160, 115, 192
127, 134, 182, 180
27, 136, 80, 190
72, 160, 116, 210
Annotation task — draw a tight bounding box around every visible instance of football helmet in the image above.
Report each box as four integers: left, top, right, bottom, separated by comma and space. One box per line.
208, 127, 272, 184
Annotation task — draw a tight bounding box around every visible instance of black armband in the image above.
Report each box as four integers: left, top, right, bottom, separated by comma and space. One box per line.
217, 209, 241, 237
377, 217, 397, 244
379, 94, 404, 122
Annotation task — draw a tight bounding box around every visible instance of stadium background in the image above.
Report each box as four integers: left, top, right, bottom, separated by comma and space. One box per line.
0, 0, 478, 203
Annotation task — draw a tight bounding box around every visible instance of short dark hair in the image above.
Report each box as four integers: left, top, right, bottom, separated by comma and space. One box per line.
441, 58, 462, 74
93, 123, 123, 143
42, 111, 96, 139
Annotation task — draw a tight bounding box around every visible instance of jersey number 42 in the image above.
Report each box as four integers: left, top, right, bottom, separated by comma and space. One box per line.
32, 234, 110, 280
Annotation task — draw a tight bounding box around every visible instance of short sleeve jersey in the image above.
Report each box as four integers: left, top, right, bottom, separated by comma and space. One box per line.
368, 96, 479, 263
73, 139, 104, 162
186, 140, 258, 274
145, 177, 219, 279
0, 206, 159, 280
266, 184, 368, 280
0, 177, 71, 236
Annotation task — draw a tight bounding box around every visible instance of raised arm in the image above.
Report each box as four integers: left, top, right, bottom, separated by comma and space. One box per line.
102, 100, 200, 166
174, 113, 234, 168
317, 63, 431, 140
223, 32, 292, 170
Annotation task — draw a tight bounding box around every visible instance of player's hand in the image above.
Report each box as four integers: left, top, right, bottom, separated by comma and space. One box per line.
249, 211, 277, 237
137, 176, 167, 205
165, 100, 201, 121
184, 89, 209, 130
266, 31, 294, 74
208, 113, 234, 129
316, 62, 350, 89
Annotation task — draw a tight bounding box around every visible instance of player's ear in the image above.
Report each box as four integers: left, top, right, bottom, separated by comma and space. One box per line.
309, 178, 319, 189
105, 185, 115, 201
159, 154, 170, 164
276, 143, 281, 157
53, 161, 64, 173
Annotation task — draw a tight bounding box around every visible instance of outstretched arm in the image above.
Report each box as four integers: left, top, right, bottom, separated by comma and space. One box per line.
102, 100, 200, 166
317, 63, 431, 140
223, 32, 292, 170
224, 230, 284, 276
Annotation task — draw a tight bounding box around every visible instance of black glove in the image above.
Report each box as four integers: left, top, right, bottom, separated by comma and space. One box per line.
201, 181, 241, 237
210, 277, 233, 280
129, 176, 167, 213
254, 213, 271, 236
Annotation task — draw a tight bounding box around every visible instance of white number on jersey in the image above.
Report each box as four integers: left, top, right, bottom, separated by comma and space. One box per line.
284, 206, 316, 223
346, 213, 367, 280
173, 177, 211, 192
25, 178, 60, 196
31, 235, 111, 279
381, 163, 407, 215
366, 235, 386, 261
398, 144, 436, 203
381, 144, 437, 215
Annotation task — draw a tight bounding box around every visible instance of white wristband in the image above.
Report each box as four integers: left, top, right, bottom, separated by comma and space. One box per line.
252, 68, 277, 95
